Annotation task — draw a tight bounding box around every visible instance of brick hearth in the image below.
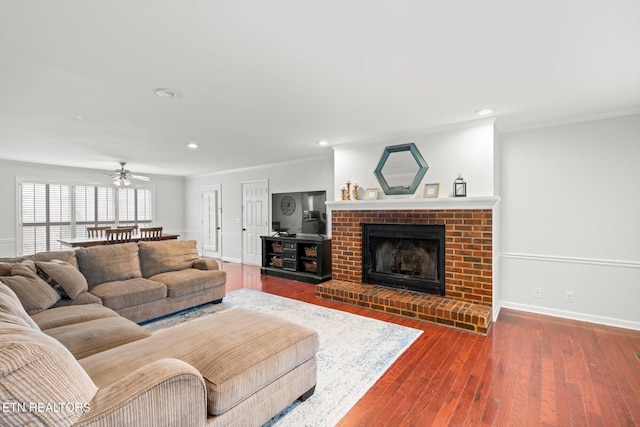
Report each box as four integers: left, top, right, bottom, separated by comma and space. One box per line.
316, 280, 492, 334
318, 205, 495, 334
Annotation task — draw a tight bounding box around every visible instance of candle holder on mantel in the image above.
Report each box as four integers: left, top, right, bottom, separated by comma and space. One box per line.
352, 183, 360, 200
345, 181, 351, 200
340, 187, 347, 201
453, 173, 467, 197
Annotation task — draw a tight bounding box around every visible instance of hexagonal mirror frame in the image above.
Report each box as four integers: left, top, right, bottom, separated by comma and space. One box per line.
374, 143, 429, 195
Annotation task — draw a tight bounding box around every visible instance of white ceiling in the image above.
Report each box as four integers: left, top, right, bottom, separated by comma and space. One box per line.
1, 0, 639, 177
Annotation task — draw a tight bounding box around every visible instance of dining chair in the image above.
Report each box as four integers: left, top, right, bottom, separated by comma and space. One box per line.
139, 226, 163, 241
87, 226, 110, 238
117, 224, 139, 233
105, 227, 134, 244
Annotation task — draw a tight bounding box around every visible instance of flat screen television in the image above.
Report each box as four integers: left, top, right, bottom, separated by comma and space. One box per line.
271, 190, 327, 236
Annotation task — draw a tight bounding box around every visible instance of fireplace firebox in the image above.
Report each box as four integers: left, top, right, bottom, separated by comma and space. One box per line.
362, 223, 445, 295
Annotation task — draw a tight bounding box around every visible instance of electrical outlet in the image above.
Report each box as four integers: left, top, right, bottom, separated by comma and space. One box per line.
534, 287, 542, 299
565, 291, 574, 303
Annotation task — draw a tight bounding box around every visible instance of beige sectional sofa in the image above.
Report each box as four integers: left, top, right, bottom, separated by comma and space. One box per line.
0, 241, 320, 426
0, 239, 227, 323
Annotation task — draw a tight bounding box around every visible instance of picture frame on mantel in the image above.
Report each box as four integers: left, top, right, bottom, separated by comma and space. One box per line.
364, 188, 379, 200
423, 183, 440, 198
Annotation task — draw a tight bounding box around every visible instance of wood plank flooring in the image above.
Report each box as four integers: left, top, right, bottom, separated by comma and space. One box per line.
221, 262, 640, 426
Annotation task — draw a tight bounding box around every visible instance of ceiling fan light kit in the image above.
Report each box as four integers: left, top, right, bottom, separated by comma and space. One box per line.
110, 162, 151, 186
113, 176, 131, 187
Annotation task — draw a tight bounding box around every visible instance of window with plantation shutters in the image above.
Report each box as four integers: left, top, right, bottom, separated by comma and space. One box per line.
118, 188, 136, 225
117, 188, 152, 227
18, 180, 154, 255
20, 183, 72, 254
137, 188, 153, 223
74, 186, 117, 238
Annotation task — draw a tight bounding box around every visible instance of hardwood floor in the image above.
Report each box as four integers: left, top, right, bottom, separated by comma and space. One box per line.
221, 262, 640, 426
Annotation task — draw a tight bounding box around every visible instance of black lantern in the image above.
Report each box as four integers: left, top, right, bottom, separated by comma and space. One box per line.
453, 173, 467, 197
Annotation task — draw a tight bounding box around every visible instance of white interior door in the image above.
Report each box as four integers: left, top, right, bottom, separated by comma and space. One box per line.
202, 184, 221, 259
242, 180, 269, 265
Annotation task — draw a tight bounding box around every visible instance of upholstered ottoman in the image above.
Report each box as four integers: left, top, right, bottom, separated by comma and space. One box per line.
79, 307, 319, 426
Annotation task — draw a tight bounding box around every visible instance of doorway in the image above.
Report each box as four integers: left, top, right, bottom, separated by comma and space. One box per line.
202, 184, 222, 259
241, 180, 269, 265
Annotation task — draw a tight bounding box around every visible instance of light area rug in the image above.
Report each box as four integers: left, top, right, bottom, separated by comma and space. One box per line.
143, 288, 422, 427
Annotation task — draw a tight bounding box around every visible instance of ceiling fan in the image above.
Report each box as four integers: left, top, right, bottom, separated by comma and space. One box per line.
110, 162, 152, 186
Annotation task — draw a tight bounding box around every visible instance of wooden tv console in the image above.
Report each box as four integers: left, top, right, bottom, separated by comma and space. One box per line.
260, 235, 331, 284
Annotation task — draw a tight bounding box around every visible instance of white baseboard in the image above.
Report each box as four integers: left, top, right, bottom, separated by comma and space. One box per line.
500, 301, 640, 331
221, 256, 242, 264
492, 301, 502, 323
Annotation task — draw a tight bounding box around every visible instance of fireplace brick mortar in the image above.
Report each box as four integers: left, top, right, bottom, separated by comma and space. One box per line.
331, 209, 493, 307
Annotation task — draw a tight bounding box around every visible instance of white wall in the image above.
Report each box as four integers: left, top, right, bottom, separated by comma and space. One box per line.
184, 155, 334, 263
332, 119, 496, 200
331, 114, 640, 330
499, 113, 640, 329
3, 113, 637, 330
0, 160, 185, 257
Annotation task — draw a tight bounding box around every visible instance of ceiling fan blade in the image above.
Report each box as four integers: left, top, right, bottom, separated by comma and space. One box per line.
130, 175, 152, 181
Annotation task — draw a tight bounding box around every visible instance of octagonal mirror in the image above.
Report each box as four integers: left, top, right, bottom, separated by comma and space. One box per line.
374, 143, 429, 195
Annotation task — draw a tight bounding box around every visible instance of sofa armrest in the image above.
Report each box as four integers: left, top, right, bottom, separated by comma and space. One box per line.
75, 358, 206, 427
192, 257, 220, 271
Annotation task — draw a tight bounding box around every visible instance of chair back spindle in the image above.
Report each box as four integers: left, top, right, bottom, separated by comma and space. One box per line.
105, 228, 134, 244
87, 226, 110, 238
139, 227, 163, 241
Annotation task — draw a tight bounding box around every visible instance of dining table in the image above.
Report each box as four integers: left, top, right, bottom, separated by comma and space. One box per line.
58, 233, 180, 248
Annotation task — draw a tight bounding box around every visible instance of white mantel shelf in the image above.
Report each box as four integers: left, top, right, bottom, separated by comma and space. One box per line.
326, 196, 500, 211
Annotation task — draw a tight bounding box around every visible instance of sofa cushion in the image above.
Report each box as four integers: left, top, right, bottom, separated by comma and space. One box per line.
31, 304, 119, 330
0, 282, 40, 330
0, 263, 60, 315
44, 316, 151, 359
138, 240, 200, 278
77, 242, 142, 287
0, 257, 38, 269
30, 249, 79, 269
90, 278, 167, 311
35, 260, 89, 299
149, 268, 226, 298
0, 311, 35, 329
51, 291, 103, 308
0, 323, 97, 426
80, 307, 319, 417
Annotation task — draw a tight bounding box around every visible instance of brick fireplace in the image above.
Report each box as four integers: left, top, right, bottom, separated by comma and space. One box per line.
316, 198, 499, 334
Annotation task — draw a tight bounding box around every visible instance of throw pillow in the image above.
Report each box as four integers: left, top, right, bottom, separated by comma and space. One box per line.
0, 282, 41, 330
0, 263, 60, 315
0, 261, 13, 276
34, 260, 88, 299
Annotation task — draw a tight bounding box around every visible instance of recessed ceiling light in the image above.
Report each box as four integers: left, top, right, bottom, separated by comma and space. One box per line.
475, 108, 495, 116
317, 140, 329, 146
186, 142, 199, 149
155, 88, 182, 98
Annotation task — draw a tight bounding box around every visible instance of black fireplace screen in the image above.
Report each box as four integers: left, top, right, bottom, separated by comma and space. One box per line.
363, 223, 445, 295
370, 237, 438, 280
